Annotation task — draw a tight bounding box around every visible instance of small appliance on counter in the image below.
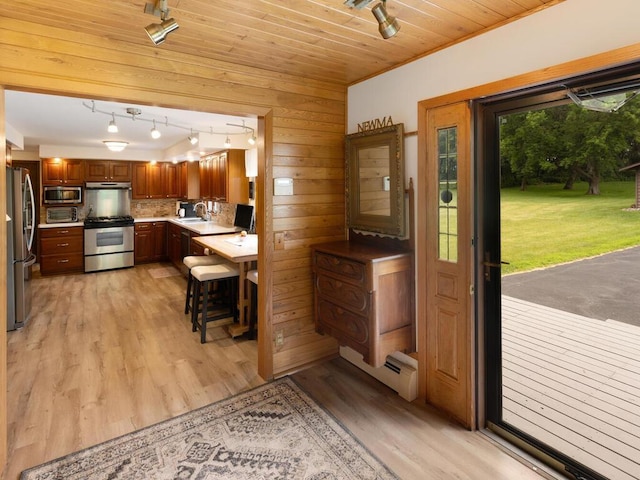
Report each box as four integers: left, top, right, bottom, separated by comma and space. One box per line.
46, 206, 78, 224
179, 201, 198, 218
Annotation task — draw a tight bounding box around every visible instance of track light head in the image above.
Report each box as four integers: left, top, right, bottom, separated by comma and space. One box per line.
150, 120, 161, 139
145, 17, 179, 45
107, 113, 118, 133
372, 2, 400, 39
224, 136, 231, 148
189, 130, 199, 145
248, 135, 257, 146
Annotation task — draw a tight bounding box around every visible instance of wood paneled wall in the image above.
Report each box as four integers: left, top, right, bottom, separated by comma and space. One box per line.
0, 86, 8, 472
0, 16, 345, 394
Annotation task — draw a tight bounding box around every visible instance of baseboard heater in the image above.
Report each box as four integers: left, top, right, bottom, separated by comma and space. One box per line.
339, 346, 418, 402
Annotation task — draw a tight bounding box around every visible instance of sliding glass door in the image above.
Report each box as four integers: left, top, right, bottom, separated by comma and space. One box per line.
481, 66, 640, 480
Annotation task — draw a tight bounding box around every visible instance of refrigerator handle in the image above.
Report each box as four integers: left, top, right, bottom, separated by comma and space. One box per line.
24, 173, 36, 252
24, 253, 36, 267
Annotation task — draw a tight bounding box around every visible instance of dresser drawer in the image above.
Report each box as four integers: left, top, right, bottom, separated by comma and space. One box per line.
316, 274, 369, 313
315, 252, 365, 284
40, 235, 83, 255
316, 297, 369, 346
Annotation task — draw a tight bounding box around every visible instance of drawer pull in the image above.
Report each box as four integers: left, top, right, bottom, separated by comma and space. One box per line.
57, 259, 70, 263
56, 243, 69, 247
58, 230, 69, 234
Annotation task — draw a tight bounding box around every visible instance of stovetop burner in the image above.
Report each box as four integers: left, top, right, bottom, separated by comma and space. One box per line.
84, 215, 135, 229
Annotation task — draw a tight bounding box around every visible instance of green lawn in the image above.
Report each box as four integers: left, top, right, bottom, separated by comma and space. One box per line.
501, 181, 640, 274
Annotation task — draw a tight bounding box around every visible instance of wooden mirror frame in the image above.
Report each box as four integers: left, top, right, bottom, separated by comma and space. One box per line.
346, 123, 405, 237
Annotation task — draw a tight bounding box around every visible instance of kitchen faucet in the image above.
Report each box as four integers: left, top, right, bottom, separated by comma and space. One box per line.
193, 201, 210, 220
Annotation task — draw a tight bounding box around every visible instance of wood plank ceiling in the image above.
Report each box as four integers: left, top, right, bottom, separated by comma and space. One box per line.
2, 0, 562, 86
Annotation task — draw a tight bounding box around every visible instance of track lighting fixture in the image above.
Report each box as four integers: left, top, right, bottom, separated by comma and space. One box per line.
103, 141, 128, 152
107, 113, 118, 133
371, 1, 400, 39
144, 0, 179, 45
85, 101, 257, 148
150, 120, 161, 139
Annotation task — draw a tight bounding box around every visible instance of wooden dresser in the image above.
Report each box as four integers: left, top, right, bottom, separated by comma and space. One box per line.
312, 240, 414, 368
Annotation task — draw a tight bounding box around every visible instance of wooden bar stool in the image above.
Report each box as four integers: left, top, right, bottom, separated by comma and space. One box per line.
183, 254, 228, 315
190, 263, 240, 343
246, 269, 258, 340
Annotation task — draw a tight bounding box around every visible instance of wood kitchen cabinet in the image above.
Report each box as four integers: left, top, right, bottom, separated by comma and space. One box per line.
198, 150, 248, 203
39, 226, 84, 275
132, 162, 179, 199
84, 160, 131, 182
134, 221, 167, 263
42, 158, 84, 185
312, 240, 414, 368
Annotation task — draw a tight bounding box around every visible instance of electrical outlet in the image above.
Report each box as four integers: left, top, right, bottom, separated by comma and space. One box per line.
275, 331, 284, 346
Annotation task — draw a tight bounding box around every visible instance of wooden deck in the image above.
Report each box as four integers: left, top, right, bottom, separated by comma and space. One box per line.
502, 296, 640, 480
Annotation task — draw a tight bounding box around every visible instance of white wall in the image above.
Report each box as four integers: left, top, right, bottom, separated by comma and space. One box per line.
348, 0, 640, 184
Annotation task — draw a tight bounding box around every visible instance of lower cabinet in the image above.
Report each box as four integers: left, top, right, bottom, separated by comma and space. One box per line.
134, 221, 167, 264
39, 226, 84, 275
312, 240, 414, 368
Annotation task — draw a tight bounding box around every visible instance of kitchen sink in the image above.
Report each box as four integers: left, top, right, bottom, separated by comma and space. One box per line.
176, 217, 206, 223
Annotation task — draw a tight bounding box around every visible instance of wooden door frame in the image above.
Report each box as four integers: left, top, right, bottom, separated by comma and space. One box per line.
416, 43, 640, 429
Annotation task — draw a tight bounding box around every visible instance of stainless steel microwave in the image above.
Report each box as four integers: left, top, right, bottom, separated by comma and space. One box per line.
43, 186, 82, 204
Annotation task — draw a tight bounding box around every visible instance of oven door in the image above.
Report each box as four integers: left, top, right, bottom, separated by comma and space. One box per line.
85, 225, 134, 255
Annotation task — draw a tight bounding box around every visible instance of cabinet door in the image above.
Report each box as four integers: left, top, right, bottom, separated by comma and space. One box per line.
64, 159, 84, 184
134, 223, 152, 263
152, 222, 167, 260
147, 163, 164, 198
226, 149, 249, 204
179, 162, 188, 199
163, 163, 179, 198
110, 161, 132, 182
42, 158, 65, 185
85, 160, 110, 181
212, 153, 227, 200
132, 163, 149, 199
199, 157, 212, 199
168, 223, 182, 267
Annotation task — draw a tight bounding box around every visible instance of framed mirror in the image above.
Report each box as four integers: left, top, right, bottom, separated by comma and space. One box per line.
346, 123, 405, 236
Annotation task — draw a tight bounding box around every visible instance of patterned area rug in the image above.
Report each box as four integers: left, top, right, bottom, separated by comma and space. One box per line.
21, 378, 398, 480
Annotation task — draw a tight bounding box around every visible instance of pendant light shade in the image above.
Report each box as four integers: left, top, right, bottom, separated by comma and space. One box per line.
145, 17, 179, 45
372, 2, 400, 39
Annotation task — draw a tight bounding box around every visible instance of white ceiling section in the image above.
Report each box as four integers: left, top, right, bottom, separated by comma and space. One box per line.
4, 90, 258, 162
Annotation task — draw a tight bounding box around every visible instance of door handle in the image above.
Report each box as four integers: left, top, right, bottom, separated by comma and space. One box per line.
483, 252, 509, 281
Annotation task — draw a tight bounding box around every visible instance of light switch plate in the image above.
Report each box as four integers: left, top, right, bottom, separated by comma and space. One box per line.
274, 177, 293, 196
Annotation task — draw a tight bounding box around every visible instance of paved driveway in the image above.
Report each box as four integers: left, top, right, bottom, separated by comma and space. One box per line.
501, 245, 640, 328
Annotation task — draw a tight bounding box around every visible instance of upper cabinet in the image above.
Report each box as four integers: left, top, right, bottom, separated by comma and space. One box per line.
199, 150, 248, 204
132, 162, 180, 199
42, 158, 84, 186
85, 160, 131, 182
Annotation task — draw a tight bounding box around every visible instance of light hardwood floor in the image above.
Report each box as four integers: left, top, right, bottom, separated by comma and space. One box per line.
3, 263, 549, 480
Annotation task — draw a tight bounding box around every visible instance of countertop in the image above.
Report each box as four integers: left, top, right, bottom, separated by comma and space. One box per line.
38, 217, 240, 235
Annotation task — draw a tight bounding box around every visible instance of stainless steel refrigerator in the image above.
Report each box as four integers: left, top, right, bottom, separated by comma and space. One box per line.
6, 166, 36, 331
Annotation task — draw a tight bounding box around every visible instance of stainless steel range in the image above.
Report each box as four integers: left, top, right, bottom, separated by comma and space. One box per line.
84, 183, 134, 273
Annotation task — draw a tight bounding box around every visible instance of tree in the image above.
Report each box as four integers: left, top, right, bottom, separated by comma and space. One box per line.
500, 94, 640, 194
